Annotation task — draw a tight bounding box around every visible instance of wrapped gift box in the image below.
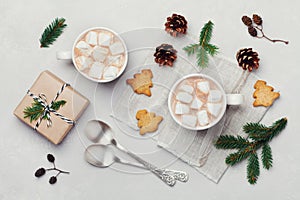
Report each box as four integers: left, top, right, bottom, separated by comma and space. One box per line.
14, 70, 89, 144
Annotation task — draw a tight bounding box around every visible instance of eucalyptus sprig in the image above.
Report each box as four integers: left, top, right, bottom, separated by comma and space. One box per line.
39, 17, 67, 48
24, 100, 66, 122
183, 21, 219, 68
215, 117, 287, 184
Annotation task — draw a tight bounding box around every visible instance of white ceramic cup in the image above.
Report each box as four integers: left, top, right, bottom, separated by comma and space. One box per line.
168, 74, 244, 131
56, 27, 128, 83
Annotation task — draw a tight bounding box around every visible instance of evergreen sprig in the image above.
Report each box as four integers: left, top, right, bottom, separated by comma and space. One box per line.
24, 100, 66, 122
183, 21, 219, 68
39, 18, 67, 48
215, 117, 287, 184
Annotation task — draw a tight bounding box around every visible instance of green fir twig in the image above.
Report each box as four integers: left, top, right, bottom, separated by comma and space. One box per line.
39, 18, 67, 48
215, 117, 287, 185
24, 100, 66, 122
183, 21, 219, 68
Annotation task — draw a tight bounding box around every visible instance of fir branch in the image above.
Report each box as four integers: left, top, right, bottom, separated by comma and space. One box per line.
23, 100, 44, 122
225, 146, 253, 166
182, 44, 199, 56
199, 20, 213, 45
215, 135, 250, 149
23, 99, 67, 122
214, 117, 287, 184
197, 47, 209, 68
261, 144, 273, 170
51, 100, 66, 110
247, 152, 260, 184
204, 44, 219, 56
183, 20, 219, 68
39, 17, 67, 48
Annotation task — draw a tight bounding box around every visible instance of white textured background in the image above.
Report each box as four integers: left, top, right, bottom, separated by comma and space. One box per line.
1, 0, 300, 199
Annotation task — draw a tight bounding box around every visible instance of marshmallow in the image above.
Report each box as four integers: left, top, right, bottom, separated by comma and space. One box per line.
208, 90, 223, 102
103, 66, 119, 80
98, 32, 111, 46
175, 102, 190, 115
75, 41, 92, 55
197, 110, 209, 126
176, 92, 193, 104
181, 115, 197, 128
75, 56, 92, 71
89, 62, 105, 79
190, 97, 203, 110
85, 31, 98, 45
197, 81, 210, 94
109, 42, 124, 55
179, 84, 194, 94
107, 55, 122, 67
92, 46, 109, 62
207, 103, 223, 117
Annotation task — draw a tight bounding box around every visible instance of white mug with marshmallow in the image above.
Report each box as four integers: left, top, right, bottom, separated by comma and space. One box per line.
56, 27, 128, 83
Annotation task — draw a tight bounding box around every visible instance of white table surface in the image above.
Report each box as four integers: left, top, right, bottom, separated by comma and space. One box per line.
1, 0, 300, 199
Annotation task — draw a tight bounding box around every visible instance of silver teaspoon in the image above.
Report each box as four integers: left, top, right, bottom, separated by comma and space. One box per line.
84, 120, 189, 186
84, 144, 189, 182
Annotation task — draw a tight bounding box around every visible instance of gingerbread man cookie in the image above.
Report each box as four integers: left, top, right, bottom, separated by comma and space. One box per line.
253, 80, 280, 107
136, 109, 163, 135
126, 69, 153, 97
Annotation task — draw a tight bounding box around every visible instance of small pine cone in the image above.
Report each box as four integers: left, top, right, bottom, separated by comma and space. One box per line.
165, 13, 188, 37
248, 26, 257, 37
236, 48, 260, 72
242, 16, 252, 27
154, 44, 177, 67
253, 14, 263, 25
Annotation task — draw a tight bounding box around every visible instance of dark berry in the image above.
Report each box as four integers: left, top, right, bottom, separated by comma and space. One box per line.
47, 154, 55, 163
35, 168, 46, 177
49, 176, 57, 184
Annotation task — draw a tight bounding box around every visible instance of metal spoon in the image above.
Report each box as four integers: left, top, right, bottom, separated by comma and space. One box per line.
85, 144, 146, 169
85, 120, 189, 186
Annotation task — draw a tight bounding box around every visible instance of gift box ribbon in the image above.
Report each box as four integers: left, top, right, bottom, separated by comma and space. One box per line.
26, 83, 75, 130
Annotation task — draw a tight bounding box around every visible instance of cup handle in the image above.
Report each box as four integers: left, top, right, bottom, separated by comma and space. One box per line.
226, 94, 244, 105
56, 51, 72, 60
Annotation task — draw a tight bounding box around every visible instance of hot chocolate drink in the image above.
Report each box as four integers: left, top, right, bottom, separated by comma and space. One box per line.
169, 75, 226, 129
73, 28, 127, 81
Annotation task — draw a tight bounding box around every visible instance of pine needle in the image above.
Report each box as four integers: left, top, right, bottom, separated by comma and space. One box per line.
183, 20, 219, 68
39, 17, 67, 48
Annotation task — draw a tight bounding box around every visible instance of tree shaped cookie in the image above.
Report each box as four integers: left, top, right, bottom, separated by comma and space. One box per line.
136, 109, 163, 135
126, 69, 153, 97
253, 80, 280, 107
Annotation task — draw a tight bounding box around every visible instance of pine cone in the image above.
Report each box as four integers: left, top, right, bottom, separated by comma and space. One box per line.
242, 16, 252, 27
253, 14, 263, 25
248, 27, 257, 37
154, 44, 177, 67
236, 48, 260, 72
165, 14, 188, 37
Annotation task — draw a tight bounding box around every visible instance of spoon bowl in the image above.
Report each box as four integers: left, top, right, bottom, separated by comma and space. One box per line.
85, 144, 115, 168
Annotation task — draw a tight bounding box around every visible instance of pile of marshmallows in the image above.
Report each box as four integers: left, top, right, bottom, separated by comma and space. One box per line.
75, 30, 125, 80
174, 80, 223, 128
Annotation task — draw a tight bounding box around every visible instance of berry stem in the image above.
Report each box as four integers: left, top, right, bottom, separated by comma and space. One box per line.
46, 167, 70, 174
254, 26, 289, 45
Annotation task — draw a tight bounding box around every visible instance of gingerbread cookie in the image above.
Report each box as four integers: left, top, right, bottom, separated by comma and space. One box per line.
253, 80, 280, 107
136, 109, 163, 135
126, 69, 153, 97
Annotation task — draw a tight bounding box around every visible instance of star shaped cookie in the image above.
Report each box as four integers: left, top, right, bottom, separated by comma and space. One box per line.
126, 69, 153, 97
136, 109, 163, 135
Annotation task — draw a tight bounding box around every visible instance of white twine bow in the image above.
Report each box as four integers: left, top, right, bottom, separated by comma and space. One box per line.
26, 83, 75, 130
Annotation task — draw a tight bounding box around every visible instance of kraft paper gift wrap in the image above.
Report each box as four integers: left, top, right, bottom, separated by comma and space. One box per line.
14, 70, 89, 144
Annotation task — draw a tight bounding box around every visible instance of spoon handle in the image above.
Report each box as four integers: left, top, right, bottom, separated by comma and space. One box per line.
126, 151, 176, 187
